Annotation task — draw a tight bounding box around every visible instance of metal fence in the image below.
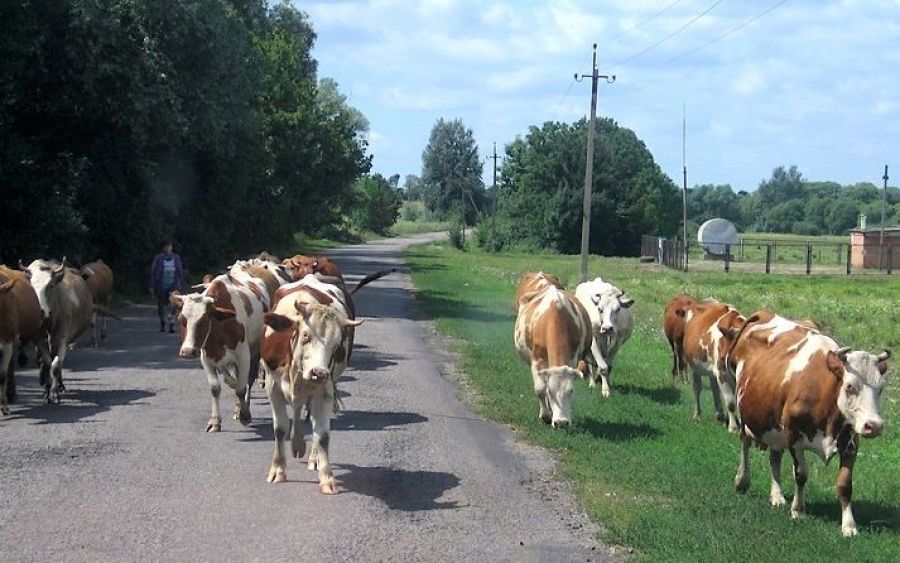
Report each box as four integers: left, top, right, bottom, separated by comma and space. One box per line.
640, 235, 899, 275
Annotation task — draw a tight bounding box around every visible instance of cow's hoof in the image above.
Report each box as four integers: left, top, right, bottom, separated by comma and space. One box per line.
319, 480, 337, 495
734, 475, 750, 493
291, 438, 306, 459
842, 525, 858, 538
790, 509, 805, 520
266, 466, 287, 483
601, 387, 611, 398
770, 493, 786, 507
206, 421, 222, 433
238, 410, 252, 426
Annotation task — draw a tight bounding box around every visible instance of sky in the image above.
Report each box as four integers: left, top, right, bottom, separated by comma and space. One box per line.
300, 0, 900, 192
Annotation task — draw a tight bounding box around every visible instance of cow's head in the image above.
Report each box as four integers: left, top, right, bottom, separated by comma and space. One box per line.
265, 301, 362, 383
590, 289, 634, 336
25, 258, 67, 317
174, 292, 237, 359
830, 347, 890, 438
537, 366, 580, 428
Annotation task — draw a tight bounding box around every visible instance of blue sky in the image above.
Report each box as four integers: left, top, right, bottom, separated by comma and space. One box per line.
301, 0, 900, 191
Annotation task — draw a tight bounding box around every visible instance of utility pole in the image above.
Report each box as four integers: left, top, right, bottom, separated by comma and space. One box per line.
489, 142, 501, 252
459, 172, 466, 247
682, 102, 689, 271
881, 164, 889, 247
576, 44, 615, 283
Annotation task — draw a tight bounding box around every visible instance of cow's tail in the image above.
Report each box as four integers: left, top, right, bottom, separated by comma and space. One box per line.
93, 304, 122, 321
350, 268, 396, 295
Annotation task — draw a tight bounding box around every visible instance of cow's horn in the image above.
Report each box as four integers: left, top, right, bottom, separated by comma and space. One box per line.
836, 346, 852, 361
877, 348, 892, 362
18, 259, 27, 270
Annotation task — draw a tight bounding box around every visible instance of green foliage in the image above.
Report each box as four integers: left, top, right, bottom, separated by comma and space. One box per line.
349, 173, 402, 235
689, 166, 899, 236
490, 118, 681, 256
420, 118, 485, 222
408, 243, 900, 561
447, 223, 466, 250
0, 0, 370, 289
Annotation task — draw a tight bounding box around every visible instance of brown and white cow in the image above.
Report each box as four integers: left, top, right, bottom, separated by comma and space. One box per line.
679, 297, 745, 432
80, 259, 114, 347
0, 266, 46, 414
172, 273, 266, 432
730, 311, 890, 537
514, 272, 593, 428
260, 274, 362, 494
663, 293, 694, 382
25, 258, 93, 403
281, 254, 343, 282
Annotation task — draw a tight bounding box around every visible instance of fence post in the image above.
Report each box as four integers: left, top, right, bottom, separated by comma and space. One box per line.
725, 244, 731, 273
806, 243, 812, 275
684, 241, 689, 272
846, 244, 852, 275
765, 244, 772, 274
836, 243, 841, 265
889, 246, 893, 275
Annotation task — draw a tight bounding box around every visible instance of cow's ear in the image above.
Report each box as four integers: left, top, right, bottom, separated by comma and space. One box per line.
827, 350, 846, 379
264, 312, 294, 332
211, 306, 236, 321
591, 294, 601, 305
169, 291, 184, 310
619, 295, 635, 308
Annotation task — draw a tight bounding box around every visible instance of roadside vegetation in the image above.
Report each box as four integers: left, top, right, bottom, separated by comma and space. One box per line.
408, 241, 900, 561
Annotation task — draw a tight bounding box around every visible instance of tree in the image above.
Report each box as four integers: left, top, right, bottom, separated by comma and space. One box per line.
402, 174, 422, 200
350, 173, 402, 235
420, 118, 484, 222
491, 118, 680, 255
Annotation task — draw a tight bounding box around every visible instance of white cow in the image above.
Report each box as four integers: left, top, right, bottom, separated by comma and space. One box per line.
574, 277, 634, 397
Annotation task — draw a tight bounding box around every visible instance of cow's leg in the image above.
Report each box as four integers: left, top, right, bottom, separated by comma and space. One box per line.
769, 450, 786, 507
691, 369, 703, 421
90, 311, 98, 347
588, 337, 609, 394
47, 339, 68, 403
233, 355, 251, 426
0, 345, 12, 415
204, 366, 222, 432
309, 395, 336, 494
789, 446, 808, 519
715, 376, 740, 433
531, 362, 552, 424
100, 313, 108, 342
265, 375, 289, 483
708, 376, 727, 425
36, 338, 51, 393
290, 390, 307, 460
837, 437, 859, 537
734, 431, 751, 493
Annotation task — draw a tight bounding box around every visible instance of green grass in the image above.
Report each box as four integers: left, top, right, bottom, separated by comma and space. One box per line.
407, 243, 900, 562
390, 219, 452, 236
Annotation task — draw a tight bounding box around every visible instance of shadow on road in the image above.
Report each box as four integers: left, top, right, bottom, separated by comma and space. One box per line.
336, 463, 460, 512
351, 348, 403, 372
9, 387, 155, 425
239, 409, 429, 443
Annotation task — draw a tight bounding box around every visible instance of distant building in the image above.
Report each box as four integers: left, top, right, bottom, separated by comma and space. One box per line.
849, 227, 900, 270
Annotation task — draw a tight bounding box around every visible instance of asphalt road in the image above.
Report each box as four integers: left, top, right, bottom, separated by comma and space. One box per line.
0, 233, 611, 562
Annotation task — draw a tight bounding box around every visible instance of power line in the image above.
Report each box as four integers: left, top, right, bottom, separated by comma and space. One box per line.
554, 49, 593, 116
606, 0, 686, 42
665, 0, 790, 63
603, 0, 725, 72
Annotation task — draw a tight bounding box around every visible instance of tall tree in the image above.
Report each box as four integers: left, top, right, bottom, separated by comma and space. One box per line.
420, 118, 484, 222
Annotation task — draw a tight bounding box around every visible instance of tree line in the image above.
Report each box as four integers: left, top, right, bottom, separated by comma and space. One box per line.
687, 165, 899, 236
1, 1, 400, 290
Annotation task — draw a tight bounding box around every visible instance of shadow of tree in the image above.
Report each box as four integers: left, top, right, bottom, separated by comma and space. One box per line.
239, 410, 429, 443
12, 388, 155, 425
336, 463, 460, 511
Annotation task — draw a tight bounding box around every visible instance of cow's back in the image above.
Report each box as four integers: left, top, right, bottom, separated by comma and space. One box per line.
58, 271, 94, 343
515, 275, 590, 370
682, 301, 732, 364
81, 260, 113, 305
0, 266, 43, 342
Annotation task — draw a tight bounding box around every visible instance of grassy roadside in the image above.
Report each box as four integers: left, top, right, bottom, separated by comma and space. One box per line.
407, 242, 900, 561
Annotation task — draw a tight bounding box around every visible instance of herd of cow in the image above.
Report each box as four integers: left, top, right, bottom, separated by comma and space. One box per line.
0, 259, 115, 414
514, 270, 891, 536
2, 255, 892, 535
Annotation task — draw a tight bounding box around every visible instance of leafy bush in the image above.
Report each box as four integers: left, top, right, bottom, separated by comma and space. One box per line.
448, 223, 466, 250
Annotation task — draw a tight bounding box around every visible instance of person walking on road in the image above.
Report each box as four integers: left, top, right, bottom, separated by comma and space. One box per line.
149, 241, 183, 333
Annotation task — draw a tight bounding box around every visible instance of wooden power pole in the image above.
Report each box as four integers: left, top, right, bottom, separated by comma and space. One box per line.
576, 44, 615, 283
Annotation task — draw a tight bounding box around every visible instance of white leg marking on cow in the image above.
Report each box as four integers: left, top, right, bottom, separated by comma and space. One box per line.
531, 362, 552, 424
310, 395, 336, 494
203, 361, 222, 432
841, 502, 858, 537
769, 450, 786, 507
233, 353, 251, 426
266, 374, 289, 483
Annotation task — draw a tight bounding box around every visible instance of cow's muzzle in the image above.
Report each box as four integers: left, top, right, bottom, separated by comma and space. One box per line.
861, 420, 884, 438
179, 348, 199, 359
306, 367, 330, 381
